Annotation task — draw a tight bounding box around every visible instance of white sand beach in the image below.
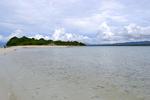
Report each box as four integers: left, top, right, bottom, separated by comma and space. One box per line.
0, 46, 150, 100
0, 47, 18, 54
0, 46, 68, 54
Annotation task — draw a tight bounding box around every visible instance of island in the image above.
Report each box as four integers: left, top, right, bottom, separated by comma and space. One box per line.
6, 36, 85, 47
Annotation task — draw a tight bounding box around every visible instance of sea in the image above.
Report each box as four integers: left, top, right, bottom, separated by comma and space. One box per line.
0, 46, 150, 100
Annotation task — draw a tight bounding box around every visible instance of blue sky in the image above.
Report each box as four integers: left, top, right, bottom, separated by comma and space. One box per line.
0, 0, 150, 44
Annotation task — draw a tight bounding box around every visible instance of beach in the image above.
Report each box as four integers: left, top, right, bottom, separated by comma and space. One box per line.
0, 47, 17, 54
0, 46, 150, 100
0, 46, 68, 54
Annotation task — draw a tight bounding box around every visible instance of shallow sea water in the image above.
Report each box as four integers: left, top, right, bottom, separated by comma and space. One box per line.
0, 46, 150, 100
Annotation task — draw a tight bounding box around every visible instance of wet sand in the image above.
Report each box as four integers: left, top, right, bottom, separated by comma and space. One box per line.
0, 47, 18, 54
0, 46, 68, 54
0, 46, 149, 100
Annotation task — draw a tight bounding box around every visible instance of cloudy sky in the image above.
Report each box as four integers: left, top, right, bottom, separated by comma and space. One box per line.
0, 0, 150, 44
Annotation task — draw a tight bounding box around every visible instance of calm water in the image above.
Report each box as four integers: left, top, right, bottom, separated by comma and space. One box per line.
0, 46, 150, 100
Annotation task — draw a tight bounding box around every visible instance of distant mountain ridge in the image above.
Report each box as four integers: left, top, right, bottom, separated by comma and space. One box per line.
88, 41, 150, 46
114, 41, 150, 46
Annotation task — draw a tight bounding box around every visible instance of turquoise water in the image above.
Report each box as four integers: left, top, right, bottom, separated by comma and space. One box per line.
0, 46, 150, 100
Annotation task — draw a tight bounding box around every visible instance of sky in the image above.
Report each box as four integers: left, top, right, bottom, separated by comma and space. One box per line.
0, 0, 150, 44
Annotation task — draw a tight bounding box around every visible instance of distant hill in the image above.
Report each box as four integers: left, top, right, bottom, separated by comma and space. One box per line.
6, 36, 85, 47
88, 41, 150, 46
113, 41, 150, 46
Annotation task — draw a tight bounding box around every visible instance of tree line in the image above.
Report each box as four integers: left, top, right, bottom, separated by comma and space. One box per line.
6, 36, 85, 46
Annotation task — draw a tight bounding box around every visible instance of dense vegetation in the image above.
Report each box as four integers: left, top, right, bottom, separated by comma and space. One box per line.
6, 36, 85, 47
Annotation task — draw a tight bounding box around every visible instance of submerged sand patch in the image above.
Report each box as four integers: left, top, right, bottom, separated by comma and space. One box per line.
0, 47, 149, 100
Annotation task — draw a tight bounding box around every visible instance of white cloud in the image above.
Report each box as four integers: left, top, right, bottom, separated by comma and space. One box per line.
52, 28, 90, 43
7, 29, 24, 40
63, 0, 127, 34
123, 23, 150, 41
52, 28, 65, 40
0, 29, 24, 42
98, 22, 114, 39
0, 35, 3, 41
31, 34, 50, 40
92, 22, 150, 43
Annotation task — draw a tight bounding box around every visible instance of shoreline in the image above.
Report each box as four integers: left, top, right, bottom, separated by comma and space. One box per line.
0, 47, 18, 54
11, 45, 69, 48
0, 45, 70, 55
